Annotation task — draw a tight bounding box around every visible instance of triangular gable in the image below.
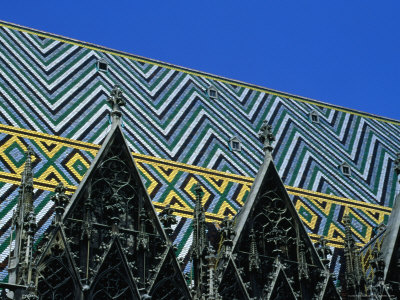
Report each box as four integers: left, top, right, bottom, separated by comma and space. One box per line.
149, 247, 192, 299
35, 226, 81, 299
217, 258, 251, 300
63, 122, 166, 241
264, 263, 297, 300
218, 151, 339, 298
59, 119, 187, 294
232, 152, 323, 265
311, 270, 341, 300
89, 237, 141, 299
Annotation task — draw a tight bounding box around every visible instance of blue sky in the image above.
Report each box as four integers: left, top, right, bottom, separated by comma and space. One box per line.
1, 1, 399, 120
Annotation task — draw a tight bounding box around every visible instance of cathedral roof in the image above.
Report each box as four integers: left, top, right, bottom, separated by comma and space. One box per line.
0, 20, 399, 292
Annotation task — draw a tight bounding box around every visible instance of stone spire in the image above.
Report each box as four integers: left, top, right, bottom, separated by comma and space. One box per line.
191, 183, 208, 299
248, 229, 260, 272
204, 244, 221, 300
370, 247, 385, 284
7, 146, 38, 297
258, 120, 275, 153
298, 240, 309, 280
343, 215, 365, 297
107, 84, 126, 123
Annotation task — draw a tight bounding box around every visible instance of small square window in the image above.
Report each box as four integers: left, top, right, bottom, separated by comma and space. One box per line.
207, 86, 218, 100
232, 141, 240, 150
311, 114, 318, 122
309, 111, 320, 123
340, 163, 351, 176
97, 59, 108, 72
229, 137, 241, 152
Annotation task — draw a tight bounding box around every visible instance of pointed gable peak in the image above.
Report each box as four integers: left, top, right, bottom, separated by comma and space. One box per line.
35, 226, 82, 297
264, 259, 298, 300
36, 117, 190, 295
231, 152, 274, 244
148, 247, 192, 299
230, 131, 324, 267
60, 92, 177, 286
64, 120, 122, 215
230, 121, 276, 240
63, 84, 130, 220
63, 111, 167, 240
216, 148, 340, 298
218, 257, 251, 299
89, 236, 141, 299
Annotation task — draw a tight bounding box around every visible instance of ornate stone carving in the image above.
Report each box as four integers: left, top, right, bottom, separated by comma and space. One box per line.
159, 204, 177, 239
258, 120, 275, 152
107, 84, 126, 120
315, 237, 332, 268
343, 215, 366, 296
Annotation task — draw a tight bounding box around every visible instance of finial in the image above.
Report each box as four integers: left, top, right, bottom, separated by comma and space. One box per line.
343, 214, 366, 294
23, 146, 35, 179
194, 183, 202, 197
298, 240, 309, 280
22, 145, 36, 211
316, 236, 332, 268
220, 216, 235, 252
26, 145, 35, 158
51, 182, 70, 224
160, 204, 177, 239
343, 214, 353, 240
343, 214, 350, 224
107, 85, 125, 121
258, 120, 275, 153
193, 183, 205, 219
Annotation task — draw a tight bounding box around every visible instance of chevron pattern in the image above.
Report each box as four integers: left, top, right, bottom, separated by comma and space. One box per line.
0, 21, 400, 282
0, 24, 399, 207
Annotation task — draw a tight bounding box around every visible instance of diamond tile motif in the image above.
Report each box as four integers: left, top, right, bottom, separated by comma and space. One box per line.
0, 136, 28, 174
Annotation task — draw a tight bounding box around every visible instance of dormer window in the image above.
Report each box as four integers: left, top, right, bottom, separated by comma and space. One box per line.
97, 59, 109, 72
207, 86, 218, 100
309, 110, 320, 123
340, 162, 351, 176
229, 137, 241, 152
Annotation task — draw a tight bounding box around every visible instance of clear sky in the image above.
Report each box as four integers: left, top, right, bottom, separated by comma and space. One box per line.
1, 1, 399, 120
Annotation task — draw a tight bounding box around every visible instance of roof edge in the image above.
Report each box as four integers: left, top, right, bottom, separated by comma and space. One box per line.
0, 19, 399, 125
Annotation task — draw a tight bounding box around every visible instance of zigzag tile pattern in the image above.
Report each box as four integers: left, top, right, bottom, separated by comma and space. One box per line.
0, 23, 399, 209
0, 128, 394, 280
0, 21, 400, 281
